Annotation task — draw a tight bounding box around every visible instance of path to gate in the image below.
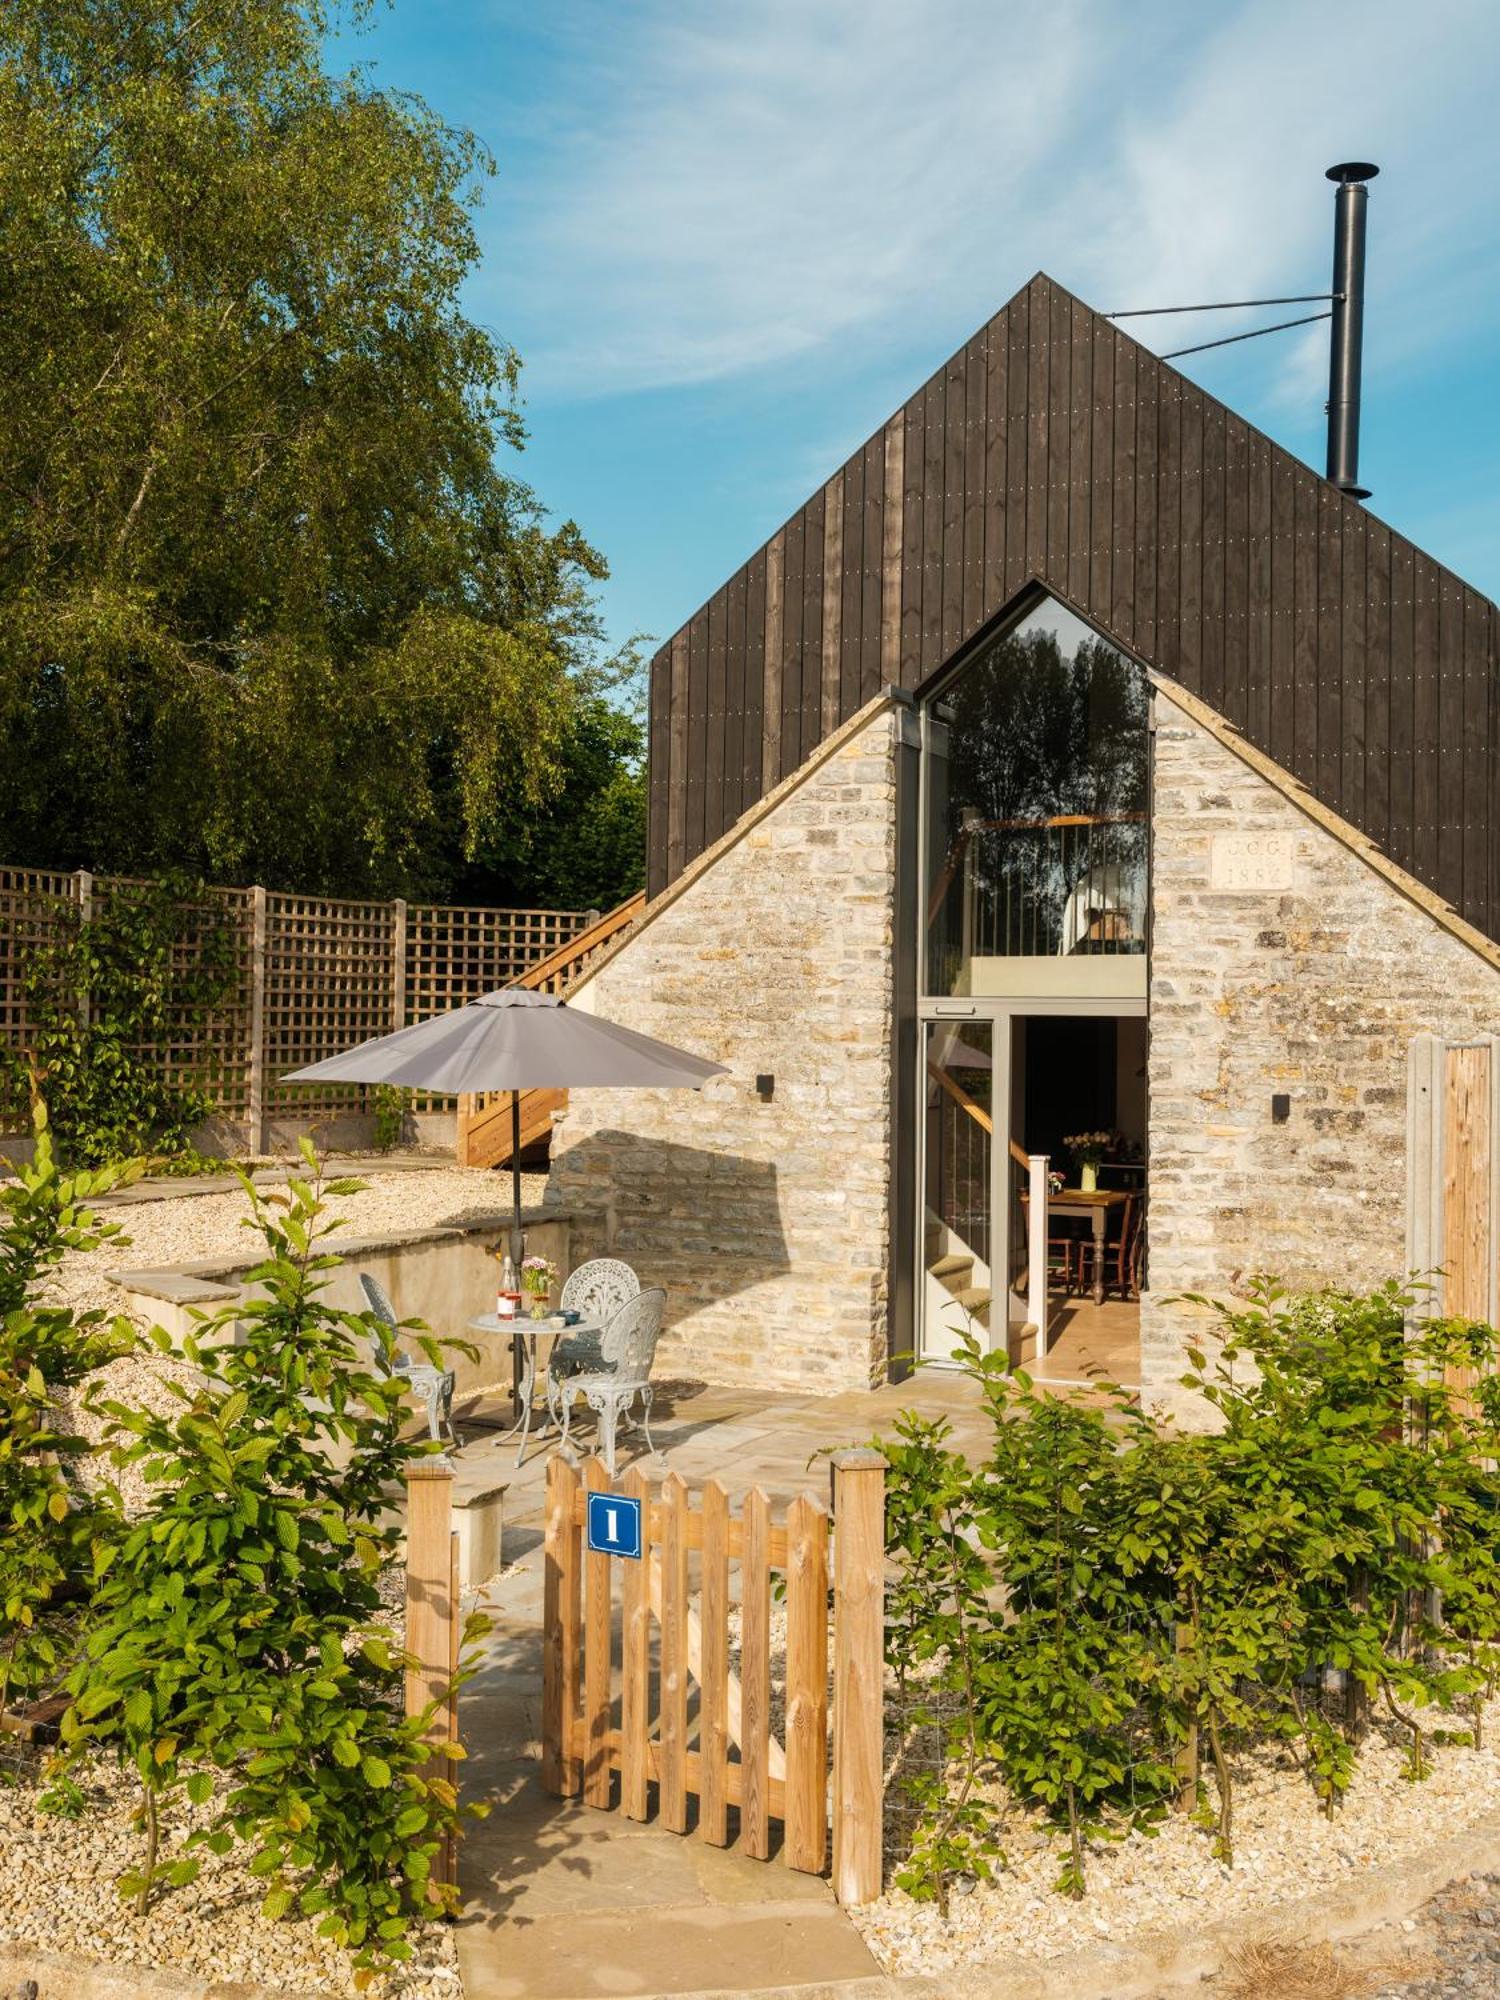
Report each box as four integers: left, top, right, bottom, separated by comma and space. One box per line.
441, 1373, 993, 2000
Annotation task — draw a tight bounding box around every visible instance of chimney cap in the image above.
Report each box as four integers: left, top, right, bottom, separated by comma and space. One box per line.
1326, 161, 1380, 185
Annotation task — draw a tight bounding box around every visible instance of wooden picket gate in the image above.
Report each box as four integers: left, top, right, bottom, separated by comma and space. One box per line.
1408, 1033, 1500, 1397
541, 1452, 885, 1906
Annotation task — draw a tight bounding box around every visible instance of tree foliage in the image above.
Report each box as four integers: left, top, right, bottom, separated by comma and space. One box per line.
0, 0, 637, 899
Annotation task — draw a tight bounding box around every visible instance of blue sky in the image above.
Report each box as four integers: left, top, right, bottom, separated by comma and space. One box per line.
330, 0, 1500, 661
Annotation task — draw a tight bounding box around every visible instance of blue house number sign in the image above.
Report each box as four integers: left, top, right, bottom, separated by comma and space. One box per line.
585, 1490, 642, 1561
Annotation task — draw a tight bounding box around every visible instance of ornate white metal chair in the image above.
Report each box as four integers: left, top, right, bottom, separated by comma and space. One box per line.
545, 1258, 639, 1420
359, 1273, 456, 1445
555, 1287, 666, 1475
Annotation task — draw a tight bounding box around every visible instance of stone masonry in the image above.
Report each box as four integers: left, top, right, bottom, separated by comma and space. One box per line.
550, 704, 899, 1394
1144, 692, 1500, 1418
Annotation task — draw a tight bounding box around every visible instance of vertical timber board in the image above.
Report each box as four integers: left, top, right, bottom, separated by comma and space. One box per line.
699, 1480, 731, 1846
1437, 573, 1465, 917
544, 1456, 582, 1796
780, 513, 806, 783
620, 1465, 652, 1821
1154, 371, 1182, 681
762, 531, 785, 796
687, 607, 710, 864
821, 469, 846, 740
705, 586, 729, 850
1341, 506, 1368, 838
981, 308, 1009, 622
1291, 468, 1320, 790
800, 487, 827, 769
667, 634, 689, 882
1087, 310, 1114, 619
1004, 291, 1030, 602
880, 417, 905, 685
1412, 553, 1441, 894
941, 344, 967, 665
1442, 1041, 1498, 1398
1245, 428, 1272, 754
962, 327, 988, 641
1199, 398, 1225, 718
839, 449, 863, 718
860, 430, 884, 701
900, 392, 925, 681
582, 1458, 613, 1808
1177, 386, 1204, 696
783, 1493, 829, 1875
1024, 278, 1049, 588
1316, 481, 1344, 818
739, 1487, 773, 1860
743, 548, 767, 814
658, 1473, 690, 1832
1221, 415, 1249, 736
1110, 328, 1136, 643
647, 647, 672, 898
1133, 341, 1159, 665
1066, 294, 1093, 609
1268, 452, 1296, 779
1388, 536, 1416, 878
404, 1463, 455, 1780
1044, 284, 1070, 597
1364, 520, 1392, 856
1462, 588, 1492, 934
724, 565, 749, 834
920, 362, 946, 676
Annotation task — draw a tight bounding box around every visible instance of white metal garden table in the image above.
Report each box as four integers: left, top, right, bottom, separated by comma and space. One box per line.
467, 1311, 603, 1466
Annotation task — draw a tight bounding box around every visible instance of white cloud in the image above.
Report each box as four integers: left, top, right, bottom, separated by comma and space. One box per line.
479, 0, 1500, 407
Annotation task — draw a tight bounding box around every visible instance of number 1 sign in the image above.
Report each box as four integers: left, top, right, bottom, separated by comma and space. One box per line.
585, 1488, 643, 1561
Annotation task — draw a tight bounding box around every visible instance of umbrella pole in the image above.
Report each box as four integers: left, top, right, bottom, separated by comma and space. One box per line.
510, 1089, 524, 1267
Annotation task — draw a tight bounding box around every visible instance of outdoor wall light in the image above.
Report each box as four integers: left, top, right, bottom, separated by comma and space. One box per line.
756, 1074, 775, 1101
1271, 1093, 1291, 1124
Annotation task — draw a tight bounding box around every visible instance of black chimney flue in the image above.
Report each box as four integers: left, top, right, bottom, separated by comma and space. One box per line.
1325, 161, 1378, 500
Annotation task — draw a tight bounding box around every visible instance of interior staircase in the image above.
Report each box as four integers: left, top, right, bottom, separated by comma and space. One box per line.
454, 892, 646, 1169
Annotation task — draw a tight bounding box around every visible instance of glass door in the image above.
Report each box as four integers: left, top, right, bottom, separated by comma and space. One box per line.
920, 1014, 1007, 1362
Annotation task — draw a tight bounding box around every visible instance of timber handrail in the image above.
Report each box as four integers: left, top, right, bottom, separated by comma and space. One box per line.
927, 1058, 1028, 1170
518, 890, 647, 996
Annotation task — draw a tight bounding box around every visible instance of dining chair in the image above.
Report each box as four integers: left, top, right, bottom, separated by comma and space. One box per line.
1019, 1193, 1085, 1292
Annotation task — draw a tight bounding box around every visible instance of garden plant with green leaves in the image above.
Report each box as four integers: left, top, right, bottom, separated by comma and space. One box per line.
0, 1099, 135, 1721
58, 1146, 487, 1987
879, 1280, 1500, 1910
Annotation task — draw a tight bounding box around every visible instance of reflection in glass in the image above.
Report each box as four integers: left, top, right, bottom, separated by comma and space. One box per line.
924, 597, 1149, 994
923, 1020, 993, 1357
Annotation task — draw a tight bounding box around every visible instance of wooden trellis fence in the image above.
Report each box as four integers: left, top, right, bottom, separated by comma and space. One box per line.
0, 864, 595, 1145
539, 1452, 885, 1905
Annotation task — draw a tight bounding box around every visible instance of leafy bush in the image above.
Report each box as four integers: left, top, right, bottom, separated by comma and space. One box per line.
3, 877, 240, 1168
0, 1100, 135, 1720
879, 1280, 1500, 1907
61, 1147, 486, 1984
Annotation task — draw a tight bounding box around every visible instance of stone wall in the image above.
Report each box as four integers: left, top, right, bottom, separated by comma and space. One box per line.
1144, 693, 1500, 1416
550, 704, 899, 1394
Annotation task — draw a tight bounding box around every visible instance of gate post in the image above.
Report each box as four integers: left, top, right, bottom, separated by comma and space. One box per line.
831, 1450, 885, 1906
543, 1455, 582, 1796
405, 1460, 456, 1890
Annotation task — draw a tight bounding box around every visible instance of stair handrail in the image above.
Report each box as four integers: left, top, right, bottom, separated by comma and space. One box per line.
926, 1058, 1029, 1170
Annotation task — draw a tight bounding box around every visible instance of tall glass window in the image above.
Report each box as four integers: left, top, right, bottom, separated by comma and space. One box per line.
923, 596, 1149, 997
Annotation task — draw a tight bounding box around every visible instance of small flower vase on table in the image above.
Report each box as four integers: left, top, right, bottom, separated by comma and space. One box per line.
521, 1252, 558, 1323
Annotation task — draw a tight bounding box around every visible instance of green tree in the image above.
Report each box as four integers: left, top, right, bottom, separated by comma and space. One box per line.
0, 0, 624, 899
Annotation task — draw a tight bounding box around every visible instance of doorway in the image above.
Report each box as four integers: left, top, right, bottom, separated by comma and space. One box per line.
918, 1001, 1144, 1382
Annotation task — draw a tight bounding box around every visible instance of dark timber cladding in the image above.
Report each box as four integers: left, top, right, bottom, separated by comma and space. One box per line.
644, 272, 1500, 947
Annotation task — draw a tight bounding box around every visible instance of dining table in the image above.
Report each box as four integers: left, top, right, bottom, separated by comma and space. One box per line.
1048, 1188, 1130, 1305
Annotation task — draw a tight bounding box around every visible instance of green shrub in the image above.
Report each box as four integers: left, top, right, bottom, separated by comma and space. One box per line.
61, 1146, 486, 1984
0, 1100, 135, 1721
878, 1280, 1500, 1906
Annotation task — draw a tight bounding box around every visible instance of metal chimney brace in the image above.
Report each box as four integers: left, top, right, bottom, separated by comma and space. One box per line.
1325, 161, 1379, 500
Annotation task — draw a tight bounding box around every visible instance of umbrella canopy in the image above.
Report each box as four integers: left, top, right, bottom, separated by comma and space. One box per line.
283, 987, 725, 1097
283, 988, 726, 1261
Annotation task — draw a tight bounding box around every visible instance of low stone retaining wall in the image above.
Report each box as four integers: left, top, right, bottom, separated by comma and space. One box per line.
107, 1206, 575, 1408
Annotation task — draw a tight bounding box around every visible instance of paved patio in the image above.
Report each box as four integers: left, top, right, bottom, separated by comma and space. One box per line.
444, 1357, 1128, 1998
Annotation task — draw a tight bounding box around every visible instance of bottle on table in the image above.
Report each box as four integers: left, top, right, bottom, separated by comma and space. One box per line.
496, 1249, 521, 1320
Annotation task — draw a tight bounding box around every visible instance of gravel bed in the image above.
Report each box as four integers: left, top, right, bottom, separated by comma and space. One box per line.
854, 1697, 1500, 1978
1370, 1872, 1500, 1997
0, 1751, 461, 1997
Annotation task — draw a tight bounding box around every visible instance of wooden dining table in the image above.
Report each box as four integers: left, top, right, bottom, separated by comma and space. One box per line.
1048, 1188, 1130, 1305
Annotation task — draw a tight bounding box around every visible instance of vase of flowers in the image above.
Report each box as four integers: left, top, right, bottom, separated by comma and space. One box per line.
1064, 1130, 1113, 1194
521, 1254, 558, 1319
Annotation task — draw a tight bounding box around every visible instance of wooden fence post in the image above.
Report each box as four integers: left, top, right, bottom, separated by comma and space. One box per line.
404, 1461, 456, 1889
831, 1451, 885, 1906
784, 1492, 829, 1876
390, 897, 408, 1033
581, 1458, 613, 1807
542, 1455, 582, 1797
247, 886, 267, 1154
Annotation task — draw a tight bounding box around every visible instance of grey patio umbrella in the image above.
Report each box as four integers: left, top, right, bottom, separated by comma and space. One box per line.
283, 988, 726, 1262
